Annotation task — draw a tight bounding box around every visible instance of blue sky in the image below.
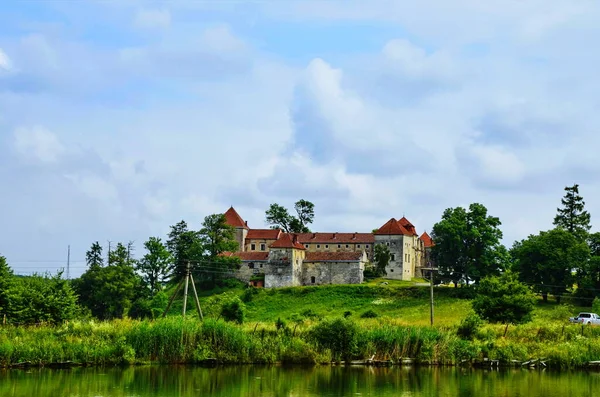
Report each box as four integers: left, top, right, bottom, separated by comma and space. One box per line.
2, 0, 600, 276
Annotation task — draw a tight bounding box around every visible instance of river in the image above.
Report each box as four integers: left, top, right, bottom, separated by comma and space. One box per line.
1, 365, 599, 396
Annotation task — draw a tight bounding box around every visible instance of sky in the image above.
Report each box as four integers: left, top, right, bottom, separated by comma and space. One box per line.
2, 0, 600, 277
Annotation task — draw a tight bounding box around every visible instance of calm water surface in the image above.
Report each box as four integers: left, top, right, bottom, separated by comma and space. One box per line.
1, 365, 599, 397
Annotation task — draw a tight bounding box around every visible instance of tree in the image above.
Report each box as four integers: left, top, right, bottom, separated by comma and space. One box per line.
573, 232, 600, 301
472, 271, 537, 325
431, 203, 507, 286
511, 228, 589, 303
265, 199, 315, 233
9, 271, 79, 324
197, 213, 241, 282
166, 220, 203, 279
553, 184, 591, 241
86, 242, 103, 269
137, 237, 172, 295
74, 242, 142, 319
0, 255, 13, 319
373, 244, 391, 277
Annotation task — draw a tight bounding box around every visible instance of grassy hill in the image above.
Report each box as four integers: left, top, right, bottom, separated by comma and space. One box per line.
164, 278, 587, 327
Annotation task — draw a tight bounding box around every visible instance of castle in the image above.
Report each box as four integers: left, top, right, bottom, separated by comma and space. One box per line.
222, 207, 433, 288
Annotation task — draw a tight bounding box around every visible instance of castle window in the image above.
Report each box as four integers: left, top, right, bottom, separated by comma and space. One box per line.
346, 244, 349, 248
357, 244, 361, 248
338, 244, 341, 248
391, 254, 395, 261
251, 244, 256, 251
317, 244, 321, 249
260, 263, 263, 268
311, 276, 316, 284
305, 244, 309, 248
260, 243, 266, 251
386, 242, 390, 246
390, 269, 394, 272
248, 263, 254, 269
325, 244, 329, 249
366, 245, 370, 248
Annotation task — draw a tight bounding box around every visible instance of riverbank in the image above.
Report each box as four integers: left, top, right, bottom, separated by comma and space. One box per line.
2, 313, 600, 369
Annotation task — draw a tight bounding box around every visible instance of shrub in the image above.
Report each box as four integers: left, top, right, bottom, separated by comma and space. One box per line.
275, 317, 287, 331
301, 308, 320, 319
593, 297, 600, 314
343, 311, 353, 318
457, 312, 483, 340
309, 318, 358, 361
360, 309, 378, 319
220, 298, 246, 324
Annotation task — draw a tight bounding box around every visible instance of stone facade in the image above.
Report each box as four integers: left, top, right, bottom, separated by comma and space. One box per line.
222, 207, 431, 287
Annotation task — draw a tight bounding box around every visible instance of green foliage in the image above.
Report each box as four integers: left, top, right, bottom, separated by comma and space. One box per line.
221, 298, 246, 324
265, 199, 315, 233
85, 242, 103, 268
166, 220, 204, 279
456, 311, 483, 340
373, 244, 391, 277
275, 317, 286, 330
553, 183, 591, 242
511, 228, 589, 303
360, 309, 378, 318
472, 271, 536, 324
431, 203, 507, 286
0, 256, 13, 318
7, 271, 78, 325
309, 318, 358, 361
593, 297, 600, 314
343, 311, 352, 318
74, 243, 143, 319
575, 232, 600, 302
137, 237, 172, 295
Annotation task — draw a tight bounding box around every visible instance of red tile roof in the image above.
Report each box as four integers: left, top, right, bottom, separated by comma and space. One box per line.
420, 232, 434, 248
222, 251, 270, 261
295, 232, 374, 244
374, 218, 411, 235
305, 252, 364, 262
398, 217, 418, 236
246, 229, 281, 240
270, 233, 306, 250
224, 207, 248, 229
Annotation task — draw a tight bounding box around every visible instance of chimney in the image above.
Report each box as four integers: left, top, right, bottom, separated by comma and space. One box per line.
312, 233, 316, 239
245, 221, 248, 226
332, 233, 336, 239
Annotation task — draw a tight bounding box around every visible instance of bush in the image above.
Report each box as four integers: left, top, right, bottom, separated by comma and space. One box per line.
309, 318, 358, 361
360, 309, 378, 319
456, 311, 482, 340
241, 286, 261, 303
275, 317, 286, 331
301, 308, 320, 319
220, 298, 246, 324
593, 297, 600, 314
343, 311, 353, 318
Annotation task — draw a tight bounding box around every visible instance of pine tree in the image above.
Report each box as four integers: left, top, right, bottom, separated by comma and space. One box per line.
553, 184, 591, 241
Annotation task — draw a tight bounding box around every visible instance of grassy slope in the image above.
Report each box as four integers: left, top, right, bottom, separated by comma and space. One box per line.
166, 278, 588, 327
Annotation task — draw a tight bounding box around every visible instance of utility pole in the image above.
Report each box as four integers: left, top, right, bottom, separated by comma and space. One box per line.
424, 264, 438, 326
66, 245, 71, 280
162, 262, 203, 320
107, 240, 112, 265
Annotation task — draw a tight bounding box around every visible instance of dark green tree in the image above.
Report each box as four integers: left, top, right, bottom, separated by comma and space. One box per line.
166, 220, 203, 279
573, 232, 600, 301
511, 228, 589, 303
137, 237, 172, 295
0, 255, 13, 320
553, 184, 591, 241
373, 244, 391, 277
431, 203, 507, 286
265, 199, 315, 233
9, 271, 79, 324
472, 271, 537, 324
197, 213, 240, 282
86, 242, 103, 268
74, 242, 142, 319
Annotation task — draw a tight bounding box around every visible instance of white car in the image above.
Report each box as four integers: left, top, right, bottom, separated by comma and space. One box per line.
569, 312, 600, 325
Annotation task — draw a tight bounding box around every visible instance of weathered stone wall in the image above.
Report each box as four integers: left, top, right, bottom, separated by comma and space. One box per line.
264, 248, 303, 288
244, 239, 276, 252
233, 227, 248, 252
374, 235, 405, 279
301, 260, 364, 285
235, 261, 268, 283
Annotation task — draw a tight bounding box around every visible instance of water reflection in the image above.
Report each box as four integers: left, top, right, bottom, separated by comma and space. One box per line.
1, 365, 599, 397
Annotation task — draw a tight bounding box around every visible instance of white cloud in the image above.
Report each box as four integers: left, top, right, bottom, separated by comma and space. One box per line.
133, 8, 171, 29
0, 48, 11, 71
13, 126, 66, 163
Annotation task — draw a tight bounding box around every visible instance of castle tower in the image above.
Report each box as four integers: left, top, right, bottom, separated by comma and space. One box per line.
265, 233, 306, 287
224, 207, 249, 252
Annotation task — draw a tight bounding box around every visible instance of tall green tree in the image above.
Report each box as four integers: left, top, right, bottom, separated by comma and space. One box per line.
511, 228, 589, 303
197, 213, 240, 281
472, 271, 537, 324
373, 244, 391, 277
265, 199, 315, 233
553, 184, 591, 241
137, 237, 172, 295
166, 220, 203, 279
0, 255, 13, 320
86, 242, 103, 268
574, 232, 600, 301
431, 203, 507, 286
74, 242, 142, 319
